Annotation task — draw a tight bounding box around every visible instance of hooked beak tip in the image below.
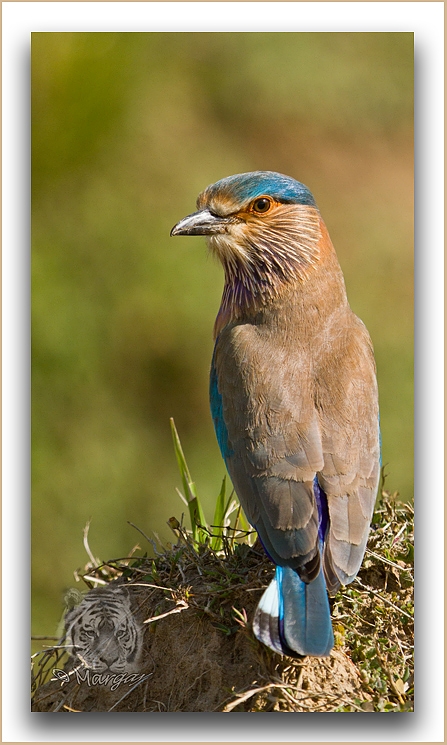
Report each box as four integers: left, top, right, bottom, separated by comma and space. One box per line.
170, 209, 229, 237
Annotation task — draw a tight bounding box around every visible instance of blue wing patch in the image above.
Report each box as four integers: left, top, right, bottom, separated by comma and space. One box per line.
209, 354, 233, 461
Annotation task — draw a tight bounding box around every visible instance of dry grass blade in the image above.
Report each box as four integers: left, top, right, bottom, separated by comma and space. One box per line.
143, 600, 188, 624
222, 683, 288, 712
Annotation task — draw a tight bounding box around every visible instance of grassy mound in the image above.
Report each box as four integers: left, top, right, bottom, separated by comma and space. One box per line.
31, 489, 413, 713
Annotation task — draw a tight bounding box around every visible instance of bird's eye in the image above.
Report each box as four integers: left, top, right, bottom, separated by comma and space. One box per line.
252, 197, 272, 214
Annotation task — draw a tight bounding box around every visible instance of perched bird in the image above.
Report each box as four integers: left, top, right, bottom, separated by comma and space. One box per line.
171, 171, 380, 657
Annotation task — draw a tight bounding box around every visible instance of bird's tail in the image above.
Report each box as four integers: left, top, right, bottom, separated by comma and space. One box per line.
253, 565, 334, 657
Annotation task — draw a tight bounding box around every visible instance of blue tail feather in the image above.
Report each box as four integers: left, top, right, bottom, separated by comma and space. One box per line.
253, 566, 334, 657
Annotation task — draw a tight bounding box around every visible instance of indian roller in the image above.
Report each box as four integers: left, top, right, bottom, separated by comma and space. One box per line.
171, 171, 380, 657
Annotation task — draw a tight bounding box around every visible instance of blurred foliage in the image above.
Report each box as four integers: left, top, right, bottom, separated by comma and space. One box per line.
32, 32, 413, 638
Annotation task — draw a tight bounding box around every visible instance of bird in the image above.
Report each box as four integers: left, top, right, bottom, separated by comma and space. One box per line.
171, 171, 380, 657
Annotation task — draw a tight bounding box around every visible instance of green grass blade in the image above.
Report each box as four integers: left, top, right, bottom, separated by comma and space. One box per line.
170, 417, 194, 497
236, 506, 251, 533
170, 418, 208, 544
211, 476, 227, 551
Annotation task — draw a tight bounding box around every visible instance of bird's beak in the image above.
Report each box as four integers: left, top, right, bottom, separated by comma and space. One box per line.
170, 209, 230, 237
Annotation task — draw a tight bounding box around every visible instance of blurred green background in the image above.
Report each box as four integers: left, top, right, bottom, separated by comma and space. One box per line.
32, 32, 413, 639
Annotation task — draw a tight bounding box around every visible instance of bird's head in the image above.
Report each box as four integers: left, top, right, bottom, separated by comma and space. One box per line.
171, 171, 324, 328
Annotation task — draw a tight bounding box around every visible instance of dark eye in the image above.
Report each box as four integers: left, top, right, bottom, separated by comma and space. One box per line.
252, 197, 272, 214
